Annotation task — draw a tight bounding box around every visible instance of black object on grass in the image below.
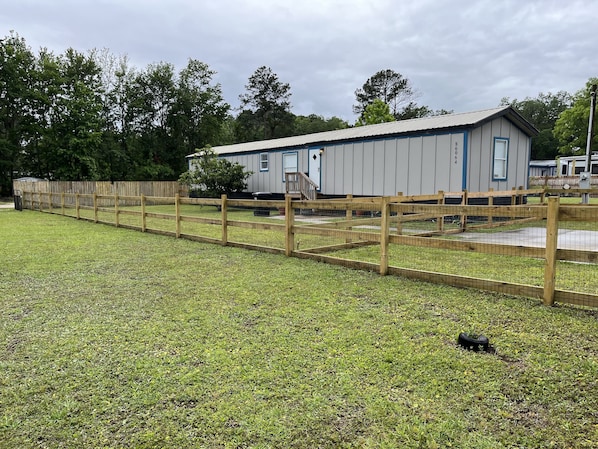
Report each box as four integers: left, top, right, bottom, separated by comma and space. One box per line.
458, 332, 491, 352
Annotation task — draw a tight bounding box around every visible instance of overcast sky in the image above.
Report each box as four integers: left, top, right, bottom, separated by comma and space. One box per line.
3, 0, 596, 122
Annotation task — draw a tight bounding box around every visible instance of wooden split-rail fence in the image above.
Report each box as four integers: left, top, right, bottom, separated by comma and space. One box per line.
15, 185, 598, 310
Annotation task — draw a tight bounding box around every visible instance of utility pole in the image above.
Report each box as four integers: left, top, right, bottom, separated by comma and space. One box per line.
581, 84, 597, 204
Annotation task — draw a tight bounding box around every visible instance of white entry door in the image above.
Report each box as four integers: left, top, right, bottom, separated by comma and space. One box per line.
308, 148, 322, 190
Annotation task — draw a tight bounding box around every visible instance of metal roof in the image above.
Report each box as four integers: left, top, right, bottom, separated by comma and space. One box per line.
529, 160, 557, 167
187, 106, 538, 157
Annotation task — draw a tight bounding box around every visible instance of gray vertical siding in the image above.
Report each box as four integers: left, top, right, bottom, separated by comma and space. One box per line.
223, 148, 309, 194
318, 133, 465, 196
215, 120, 529, 196
467, 117, 530, 192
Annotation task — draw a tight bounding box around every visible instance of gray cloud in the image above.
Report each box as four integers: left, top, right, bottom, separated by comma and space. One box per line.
3, 0, 596, 122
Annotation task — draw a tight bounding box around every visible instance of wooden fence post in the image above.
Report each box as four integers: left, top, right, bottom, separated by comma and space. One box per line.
285, 194, 295, 256
460, 190, 468, 230
437, 190, 444, 233
141, 194, 146, 232
61, 192, 65, 215
543, 197, 559, 306
396, 192, 403, 235
380, 197, 390, 275
346, 194, 353, 243
48, 192, 53, 213
175, 194, 181, 238
75, 194, 80, 219
510, 187, 517, 221
221, 194, 227, 245
114, 194, 119, 227
518, 186, 524, 205
93, 193, 98, 223
487, 188, 494, 225
38, 191, 42, 211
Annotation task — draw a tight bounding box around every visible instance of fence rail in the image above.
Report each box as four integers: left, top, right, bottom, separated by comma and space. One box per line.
12, 180, 186, 206
529, 175, 598, 188
15, 187, 598, 310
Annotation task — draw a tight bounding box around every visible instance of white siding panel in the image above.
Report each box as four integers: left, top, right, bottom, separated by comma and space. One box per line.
421, 136, 437, 195
407, 137, 423, 195
273, 151, 282, 192
433, 134, 451, 193
383, 140, 397, 195
481, 122, 495, 191
396, 138, 410, 195
353, 143, 364, 195
336, 145, 346, 195
516, 133, 530, 188
344, 144, 354, 195
468, 125, 483, 192
372, 140, 385, 195
362, 141, 375, 196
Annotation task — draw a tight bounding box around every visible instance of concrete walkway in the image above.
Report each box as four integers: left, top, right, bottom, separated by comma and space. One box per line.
456, 227, 598, 251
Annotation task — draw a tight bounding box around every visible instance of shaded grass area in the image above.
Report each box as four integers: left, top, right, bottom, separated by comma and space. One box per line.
1, 211, 598, 448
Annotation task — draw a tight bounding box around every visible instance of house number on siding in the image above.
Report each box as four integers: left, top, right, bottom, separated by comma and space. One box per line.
454, 142, 459, 164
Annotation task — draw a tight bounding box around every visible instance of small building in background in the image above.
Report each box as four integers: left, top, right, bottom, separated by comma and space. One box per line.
529, 160, 559, 177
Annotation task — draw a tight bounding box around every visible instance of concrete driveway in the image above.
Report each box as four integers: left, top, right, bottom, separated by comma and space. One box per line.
456, 227, 598, 251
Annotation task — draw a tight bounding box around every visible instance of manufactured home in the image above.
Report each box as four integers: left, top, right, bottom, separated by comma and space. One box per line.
557, 153, 598, 176
187, 106, 538, 199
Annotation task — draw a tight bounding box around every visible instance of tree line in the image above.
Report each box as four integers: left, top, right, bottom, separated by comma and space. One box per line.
0, 33, 350, 195
1, 31, 596, 196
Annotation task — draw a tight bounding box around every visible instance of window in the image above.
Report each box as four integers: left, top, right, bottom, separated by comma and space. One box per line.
282, 152, 298, 181
259, 153, 268, 172
493, 138, 509, 180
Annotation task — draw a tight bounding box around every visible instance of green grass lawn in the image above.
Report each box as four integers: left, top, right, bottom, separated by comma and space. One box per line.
1, 210, 598, 448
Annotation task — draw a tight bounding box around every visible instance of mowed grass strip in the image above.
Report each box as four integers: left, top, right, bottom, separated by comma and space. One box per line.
1, 210, 597, 448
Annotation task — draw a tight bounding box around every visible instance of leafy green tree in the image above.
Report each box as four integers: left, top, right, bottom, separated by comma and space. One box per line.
124, 62, 177, 179
238, 66, 294, 140
217, 115, 237, 145
50, 48, 104, 180
293, 114, 348, 135
394, 103, 453, 120
169, 59, 230, 171
1, 33, 231, 186
100, 58, 230, 181
501, 91, 572, 159
0, 32, 37, 195
354, 69, 415, 118
18, 48, 104, 181
553, 79, 597, 156
18, 48, 59, 179
178, 146, 252, 197
92, 49, 135, 180
233, 109, 263, 143
355, 99, 395, 126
